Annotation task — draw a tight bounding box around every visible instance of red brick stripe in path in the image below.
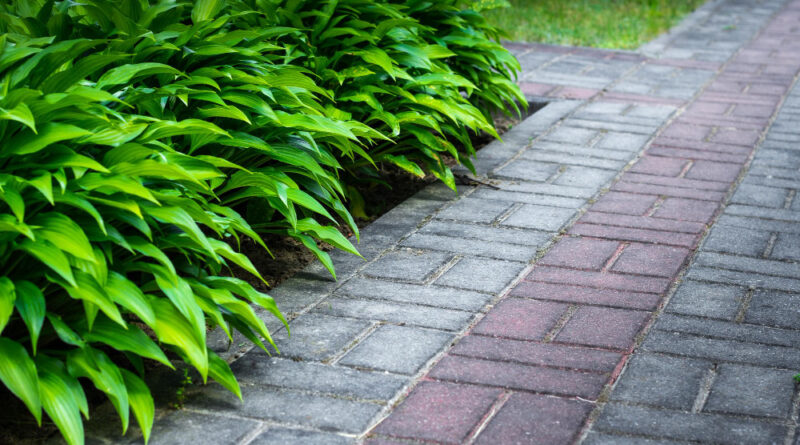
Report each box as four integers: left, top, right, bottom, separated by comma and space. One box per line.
369, 2, 800, 444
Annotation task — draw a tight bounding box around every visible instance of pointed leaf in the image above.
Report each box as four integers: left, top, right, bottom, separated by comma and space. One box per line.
0, 338, 41, 425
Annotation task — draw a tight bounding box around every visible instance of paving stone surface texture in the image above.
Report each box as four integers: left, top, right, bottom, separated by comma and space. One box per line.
76, 0, 800, 444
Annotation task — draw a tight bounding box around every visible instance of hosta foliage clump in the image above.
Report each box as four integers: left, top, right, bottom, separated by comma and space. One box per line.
0, 0, 522, 444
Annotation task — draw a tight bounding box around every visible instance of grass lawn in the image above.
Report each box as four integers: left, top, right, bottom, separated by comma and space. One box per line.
484, 0, 707, 49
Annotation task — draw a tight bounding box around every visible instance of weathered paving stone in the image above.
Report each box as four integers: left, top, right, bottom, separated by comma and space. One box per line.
335, 277, 493, 311
555, 306, 649, 350
313, 297, 473, 331
545, 126, 600, 145
702, 225, 772, 257
131, 411, 259, 445
731, 183, 790, 208
418, 219, 553, 247
641, 330, 800, 369
744, 288, 800, 329
338, 325, 454, 375
436, 197, 514, 223
451, 335, 622, 372
271, 314, 371, 361
249, 428, 352, 445
430, 355, 607, 399
610, 353, 710, 409
475, 394, 592, 445
471, 187, 587, 208
704, 363, 796, 419
495, 159, 562, 181
501, 204, 577, 231
362, 249, 453, 283
554, 166, 619, 189
771, 232, 800, 261
654, 313, 800, 348
597, 132, 652, 152
695, 251, 800, 279
230, 356, 407, 400
188, 385, 382, 433
685, 266, 800, 293
401, 233, 538, 262
666, 281, 746, 320
582, 432, 688, 445
435, 257, 526, 293
373, 381, 502, 443
594, 403, 787, 444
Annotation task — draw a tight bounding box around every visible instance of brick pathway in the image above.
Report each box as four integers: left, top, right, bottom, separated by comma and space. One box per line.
75, 0, 800, 444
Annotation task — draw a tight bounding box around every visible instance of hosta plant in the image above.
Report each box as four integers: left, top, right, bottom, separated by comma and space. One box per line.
0, 0, 524, 444
266, 0, 525, 213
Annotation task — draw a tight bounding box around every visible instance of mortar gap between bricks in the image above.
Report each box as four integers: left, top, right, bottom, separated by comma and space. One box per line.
326, 321, 383, 366
692, 364, 718, 413
465, 391, 514, 445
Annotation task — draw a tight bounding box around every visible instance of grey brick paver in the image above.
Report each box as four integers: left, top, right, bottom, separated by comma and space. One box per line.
249, 428, 351, 445
338, 325, 454, 375
609, 353, 710, 410
704, 364, 796, 418
230, 356, 406, 400
187, 385, 382, 434
435, 257, 526, 293
594, 403, 787, 444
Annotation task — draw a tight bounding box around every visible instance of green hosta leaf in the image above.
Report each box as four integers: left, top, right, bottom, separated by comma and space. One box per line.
410, 73, 477, 89
143, 206, 215, 257
96, 63, 182, 88
67, 348, 130, 434
0, 102, 36, 132
356, 47, 396, 77
138, 263, 206, 351
0, 214, 35, 240
150, 298, 208, 380
84, 317, 172, 368
295, 218, 360, 257
0, 185, 25, 222
292, 232, 336, 280
14, 281, 45, 354
82, 122, 148, 147
105, 272, 155, 327
36, 354, 89, 419
197, 105, 251, 124
0, 277, 16, 335
3, 123, 91, 156
120, 369, 154, 444
0, 338, 41, 425
17, 239, 76, 287
140, 119, 228, 141
200, 276, 286, 333
380, 154, 425, 178
26, 172, 53, 204
66, 271, 126, 329
53, 191, 106, 234
40, 53, 129, 94
36, 148, 109, 173
78, 173, 158, 204
37, 370, 84, 445
32, 213, 96, 263
192, 0, 226, 23
47, 315, 86, 348
286, 188, 337, 223
208, 239, 264, 283
207, 350, 241, 399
